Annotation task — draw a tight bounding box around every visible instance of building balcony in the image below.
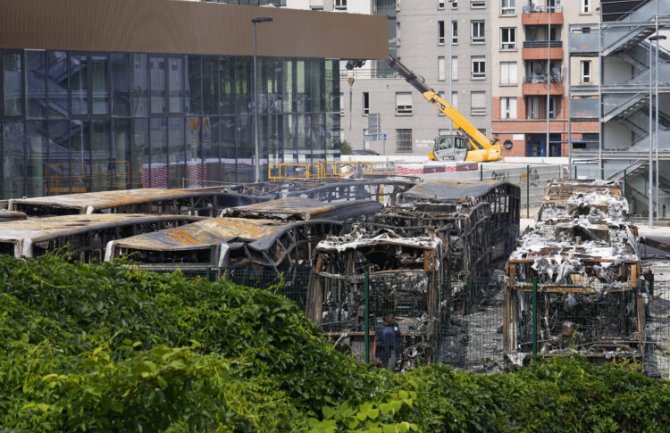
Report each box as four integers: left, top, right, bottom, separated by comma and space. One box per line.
522, 5, 563, 26
523, 41, 563, 60
522, 75, 564, 95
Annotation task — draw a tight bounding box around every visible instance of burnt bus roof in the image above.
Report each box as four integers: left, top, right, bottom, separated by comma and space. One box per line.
110, 218, 288, 252
399, 179, 514, 202
222, 197, 383, 221
0, 214, 203, 249
542, 179, 622, 203
8, 187, 263, 215
110, 217, 343, 252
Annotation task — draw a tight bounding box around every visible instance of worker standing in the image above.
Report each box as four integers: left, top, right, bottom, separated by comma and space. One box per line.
372, 312, 402, 371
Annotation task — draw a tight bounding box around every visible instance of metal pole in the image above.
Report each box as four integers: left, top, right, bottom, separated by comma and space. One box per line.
649, 37, 654, 229
598, 10, 603, 181
448, 0, 453, 134
526, 164, 530, 218
653, 18, 663, 221
364, 270, 370, 364
532, 277, 538, 357
480, 163, 483, 181
251, 16, 273, 184
252, 22, 260, 183
567, 31, 572, 176
545, 4, 551, 157
624, 169, 627, 197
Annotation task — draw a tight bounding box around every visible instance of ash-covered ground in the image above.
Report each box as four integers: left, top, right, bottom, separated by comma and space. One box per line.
438, 277, 506, 372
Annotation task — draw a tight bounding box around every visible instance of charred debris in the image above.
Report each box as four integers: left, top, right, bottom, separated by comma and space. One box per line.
504, 180, 645, 365
3, 178, 522, 370
306, 180, 521, 368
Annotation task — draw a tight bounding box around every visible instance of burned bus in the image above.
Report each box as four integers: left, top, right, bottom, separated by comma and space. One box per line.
0, 213, 201, 261
105, 217, 342, 305
370, 180, 520, 313
8, 187, 266, 217
229, 177, 418, 206
306, 227, 446, 370
221, 196, 383, 229
504, 180, 644, 365
105, 198, 385, 305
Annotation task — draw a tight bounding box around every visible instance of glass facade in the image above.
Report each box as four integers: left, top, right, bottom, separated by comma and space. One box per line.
0, 50, 340, 198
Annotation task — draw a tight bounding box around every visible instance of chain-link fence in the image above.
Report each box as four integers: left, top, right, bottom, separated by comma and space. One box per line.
218, 267, 505, 372
214, 266, 670, 377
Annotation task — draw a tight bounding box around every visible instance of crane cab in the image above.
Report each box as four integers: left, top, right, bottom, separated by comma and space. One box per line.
429, 134, 468, 162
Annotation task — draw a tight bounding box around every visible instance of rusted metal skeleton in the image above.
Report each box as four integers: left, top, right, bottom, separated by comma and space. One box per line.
306, 180, 521, 369
504, 180, 644, 365
306, 228, 445, 370
371, 180, 520, 314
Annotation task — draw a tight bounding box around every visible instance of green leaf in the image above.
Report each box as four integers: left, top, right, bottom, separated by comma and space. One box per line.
322, 405, 335, 419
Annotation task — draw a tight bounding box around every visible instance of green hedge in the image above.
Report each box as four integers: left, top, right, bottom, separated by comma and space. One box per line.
0, 255, 668, 433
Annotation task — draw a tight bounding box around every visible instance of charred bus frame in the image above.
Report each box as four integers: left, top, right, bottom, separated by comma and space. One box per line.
105, 217, 342, 305
228, 178, 418, 205
306, 228, 445, 370
504, 180, 644, 364
0, 213, 202, 261
8, 187, 265, 217
105, 198, 385, 305
370, 180, 520, 313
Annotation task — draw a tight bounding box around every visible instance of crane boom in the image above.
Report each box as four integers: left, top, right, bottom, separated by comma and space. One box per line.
387, 55, 503, 162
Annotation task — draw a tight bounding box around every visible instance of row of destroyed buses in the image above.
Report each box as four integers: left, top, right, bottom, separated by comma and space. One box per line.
0, 176, 646, 370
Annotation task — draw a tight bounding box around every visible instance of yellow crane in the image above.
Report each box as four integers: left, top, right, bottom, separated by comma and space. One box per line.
387, 56, 503, 163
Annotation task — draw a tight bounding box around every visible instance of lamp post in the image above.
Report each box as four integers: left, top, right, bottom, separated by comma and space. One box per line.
648, 35, 654, 228
252, 16, 273, 183
448, 0, 454, 134
545, 2, 552, 158
650, 30, 666, 220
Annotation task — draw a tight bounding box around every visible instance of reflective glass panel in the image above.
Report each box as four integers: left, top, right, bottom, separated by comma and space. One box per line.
132, 54, 149, 117
91, 119, 111, 191
70, 119, 91, 192
132, 118, 148, 188
168, 117, 184, 188
111, 53, 130, 117
46, 120, 70, 193
26, 51, 46, 119
91, 55, 109, 115
47, 52, 68, 118
150, 56, 167, 114
168, 57, 183, 113
113, 118, 131, 189
26, 120, 47, 197
3, 53, 24, 117
2, 121, 25, 197
149, 117, 167, 187
70, 54, 89, 115
186, 56, 202, 115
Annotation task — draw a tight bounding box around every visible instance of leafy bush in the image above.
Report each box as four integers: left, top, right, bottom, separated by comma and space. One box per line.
2, 255, 670, 433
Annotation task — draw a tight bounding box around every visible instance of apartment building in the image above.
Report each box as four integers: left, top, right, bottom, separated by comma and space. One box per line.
296, 0, 491, 157
568, 0, 670, 216
361, 0, 491, 157
490, 0, 600, 157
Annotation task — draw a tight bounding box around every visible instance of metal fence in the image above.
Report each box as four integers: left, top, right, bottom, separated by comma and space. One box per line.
217, 267, 505, 372
213, 267, 670, 377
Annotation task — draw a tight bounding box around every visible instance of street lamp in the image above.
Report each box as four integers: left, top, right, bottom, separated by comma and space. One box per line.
650, 31, 666, 220
252, 16, 273, 183
448, 0, 454, 134
648, 34, 654, 228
